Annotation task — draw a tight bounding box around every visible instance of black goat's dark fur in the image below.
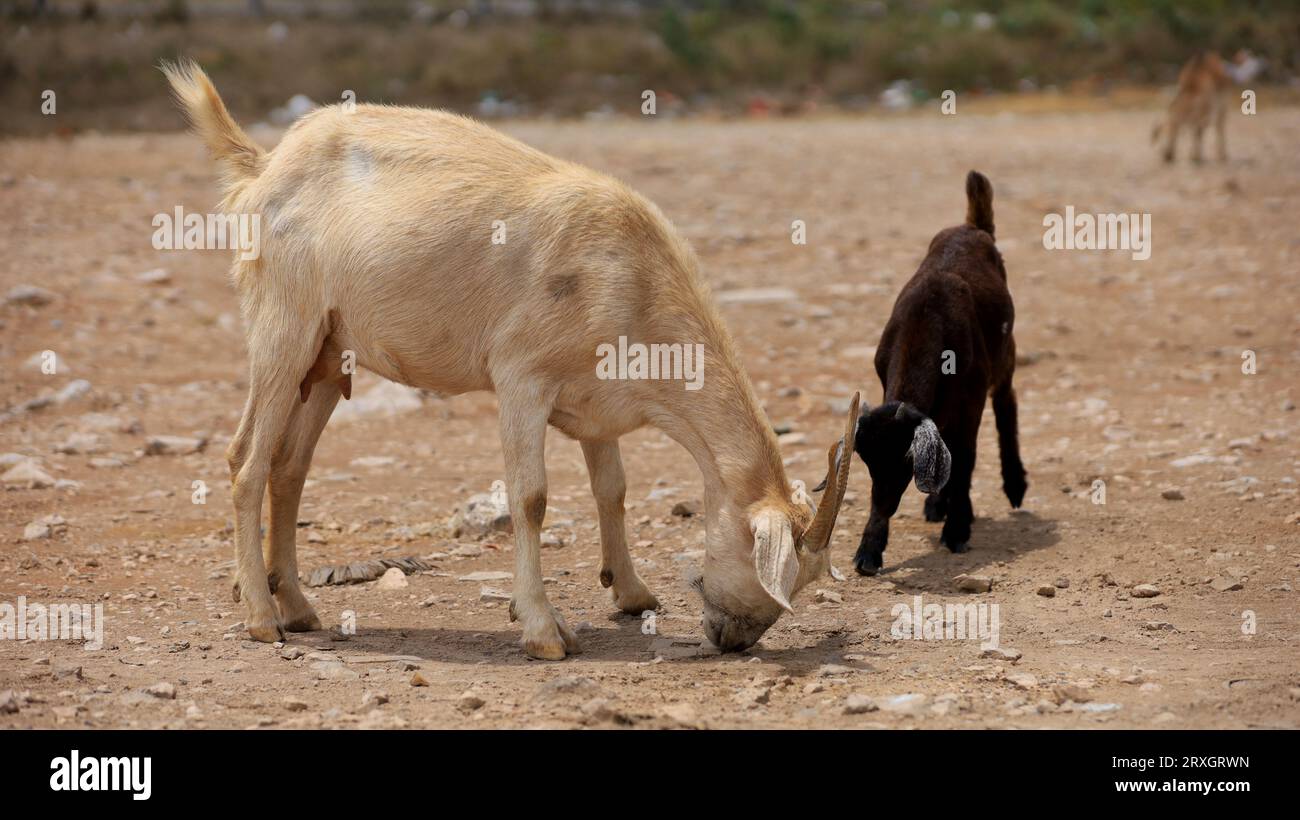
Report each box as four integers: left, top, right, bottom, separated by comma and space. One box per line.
851, 170, 1026, 576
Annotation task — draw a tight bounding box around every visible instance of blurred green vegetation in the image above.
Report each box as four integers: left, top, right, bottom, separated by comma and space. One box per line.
1, 0, 1296, 134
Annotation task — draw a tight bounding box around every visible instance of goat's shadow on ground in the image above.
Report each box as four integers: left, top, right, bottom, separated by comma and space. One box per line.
867, 509, 1061, 585
286, 513, 1057, 667
290, 611, 850, 670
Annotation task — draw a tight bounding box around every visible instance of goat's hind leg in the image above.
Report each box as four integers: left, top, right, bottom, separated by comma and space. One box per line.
581, 439, 659, 615
265, 380, 342, 632
992, 377, 1027, 508
229, 333, 316, 642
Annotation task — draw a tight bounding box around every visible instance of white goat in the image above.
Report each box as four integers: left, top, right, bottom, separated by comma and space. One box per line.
163, 61, 858, 659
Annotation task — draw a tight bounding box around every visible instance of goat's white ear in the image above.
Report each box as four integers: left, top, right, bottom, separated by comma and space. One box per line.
909, 418, 951, 493
752, 510, 798, 613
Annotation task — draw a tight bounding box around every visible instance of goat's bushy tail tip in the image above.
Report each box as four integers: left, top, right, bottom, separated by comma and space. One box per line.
965, 170, 995, 237
160, 58, 265, 186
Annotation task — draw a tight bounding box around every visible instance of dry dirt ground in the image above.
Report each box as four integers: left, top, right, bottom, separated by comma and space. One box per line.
2, 108, 1298, 729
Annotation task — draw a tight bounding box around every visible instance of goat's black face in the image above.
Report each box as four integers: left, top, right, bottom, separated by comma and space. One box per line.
854, 402, 952, 494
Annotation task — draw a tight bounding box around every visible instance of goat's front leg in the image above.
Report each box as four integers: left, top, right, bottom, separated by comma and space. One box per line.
855, 470, 909, 576
1191, 125, 1206, 164
939, 432, 978, 553
923, 492, 948, 522
580, 439, 659, 615
498, 385, 580, 660
1215, 104, 1228, 162
1161, 118, 1180, 163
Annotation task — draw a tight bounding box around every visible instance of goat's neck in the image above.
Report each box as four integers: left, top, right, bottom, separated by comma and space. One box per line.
649, 349, 789, 527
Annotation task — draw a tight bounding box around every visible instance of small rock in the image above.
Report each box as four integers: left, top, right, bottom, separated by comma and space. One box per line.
454, 691, 486, 712
282, 698, 309, 712
375, 566, 409, 589
144, 435, 206, 456
671, 500, 700, 518
981, 646, 1022, 662
815, 589, 843, 604
581, 697, 625, 723
458, 571, 512, 582
1209, 576, 1244, 592
1007, 673, 1038, 690
312, 661, 359, 681
1132, 584, 1162, 598
136, 268, 172, 285
843, 694, 878, 714
6, 284, 56, 306
1036, 585, 1057, 598
279, 646, 307, 660
1051, 684, 1092, 705
3, 460, 56, 489
1160, 488, 1185, 501
145, 682, 176, 700
878, 693, 929, 714
479, 586, 510, 602
449, 490, 512, 539
954, 574, 993, 593
409, 672, 429, 687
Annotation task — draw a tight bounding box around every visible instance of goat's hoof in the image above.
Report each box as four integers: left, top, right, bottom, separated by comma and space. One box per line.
942, 539, 970, 554
611, 580, 659, 615
283, 613, 322, 632
246, 616, 286, 643
275, 585, 322, 631
1003, 475, 1027, 508
853, 549, 883, 576
520, 607, 582, 660
279, 602, 322, 633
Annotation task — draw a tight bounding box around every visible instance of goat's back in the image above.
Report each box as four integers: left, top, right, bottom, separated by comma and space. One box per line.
227, 104, 719, 399
875, 224, 1014, 422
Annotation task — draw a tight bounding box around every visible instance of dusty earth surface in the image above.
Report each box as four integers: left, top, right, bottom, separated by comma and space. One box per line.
2, 108, 1298, 729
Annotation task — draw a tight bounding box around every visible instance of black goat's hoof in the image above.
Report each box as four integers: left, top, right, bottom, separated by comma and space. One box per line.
1003, 475, 1027, 509
942, 539, 970, 554
853, 549, 883, 576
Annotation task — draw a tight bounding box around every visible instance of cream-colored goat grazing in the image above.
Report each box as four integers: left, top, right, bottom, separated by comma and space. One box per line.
164, 61, 857, 659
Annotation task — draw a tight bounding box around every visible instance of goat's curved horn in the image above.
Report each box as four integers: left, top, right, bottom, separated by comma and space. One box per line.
802, 391, 860, 553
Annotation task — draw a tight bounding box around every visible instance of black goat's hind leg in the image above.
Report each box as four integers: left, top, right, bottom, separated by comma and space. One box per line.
993, 380, 1027, 508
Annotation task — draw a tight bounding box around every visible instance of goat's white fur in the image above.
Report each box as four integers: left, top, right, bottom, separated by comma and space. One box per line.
163, 61, 854, 658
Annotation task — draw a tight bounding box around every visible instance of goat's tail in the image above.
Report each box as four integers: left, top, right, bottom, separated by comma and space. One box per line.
161, 59, 265, 191
964, 170, 995, 238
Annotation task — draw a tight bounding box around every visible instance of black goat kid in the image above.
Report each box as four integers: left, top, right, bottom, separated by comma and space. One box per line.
849, 171, 1026, 576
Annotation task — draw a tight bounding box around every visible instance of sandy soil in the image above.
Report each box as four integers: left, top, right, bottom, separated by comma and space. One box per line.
1, 108, 1298, 729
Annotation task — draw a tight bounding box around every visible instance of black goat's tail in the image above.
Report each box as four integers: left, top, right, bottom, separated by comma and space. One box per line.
965, 170, 995, 238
